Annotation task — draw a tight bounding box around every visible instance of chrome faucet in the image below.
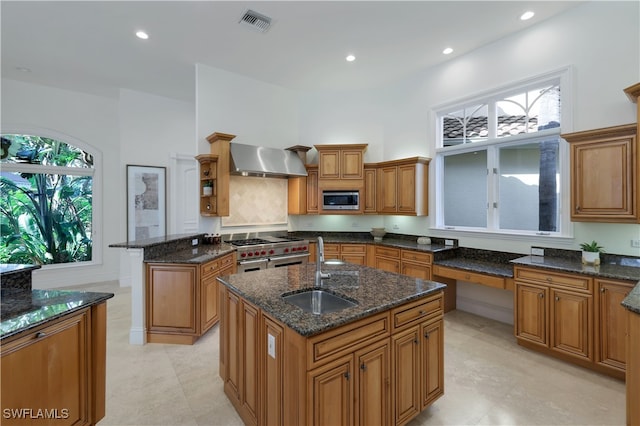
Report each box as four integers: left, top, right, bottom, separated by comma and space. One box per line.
315, 237, 331, 287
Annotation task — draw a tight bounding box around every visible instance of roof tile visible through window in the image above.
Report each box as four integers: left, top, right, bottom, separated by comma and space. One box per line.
443, 115, 539, 141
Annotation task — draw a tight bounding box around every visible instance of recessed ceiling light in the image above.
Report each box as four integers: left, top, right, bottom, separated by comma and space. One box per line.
346, 54, 356, 62
520, 11, 535, 21
442, 47, 453, 55
135, 30, 149, 40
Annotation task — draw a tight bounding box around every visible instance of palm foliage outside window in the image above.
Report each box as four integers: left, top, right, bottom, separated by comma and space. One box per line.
0, 134, 94, 265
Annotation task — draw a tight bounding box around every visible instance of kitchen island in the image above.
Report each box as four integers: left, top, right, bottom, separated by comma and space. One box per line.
217, 262, 446, 426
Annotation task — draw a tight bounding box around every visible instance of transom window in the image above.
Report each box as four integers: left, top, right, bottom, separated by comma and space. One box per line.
434, 70, 571, 237
0, 134, 95, 265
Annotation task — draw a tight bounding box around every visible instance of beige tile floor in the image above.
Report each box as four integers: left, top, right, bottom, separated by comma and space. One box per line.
75, 281, 625, 426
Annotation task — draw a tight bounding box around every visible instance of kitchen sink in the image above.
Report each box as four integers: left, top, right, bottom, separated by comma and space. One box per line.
282, 289, 357, 314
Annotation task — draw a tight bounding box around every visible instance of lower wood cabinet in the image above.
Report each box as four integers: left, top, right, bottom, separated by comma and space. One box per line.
627, 307, 640, 425
219, 286, 444, 426
1, 303, 108, 426
146, 252, 235, 344
514, 266, 634, 378
323, 243, 367, 265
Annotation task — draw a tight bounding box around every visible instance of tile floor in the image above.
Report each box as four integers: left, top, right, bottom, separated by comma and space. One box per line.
74, 281, 626, 426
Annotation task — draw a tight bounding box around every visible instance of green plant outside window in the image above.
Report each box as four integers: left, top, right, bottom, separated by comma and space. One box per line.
0, 134, 94, 265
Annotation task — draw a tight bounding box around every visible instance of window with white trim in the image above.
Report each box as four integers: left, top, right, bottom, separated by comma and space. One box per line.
0, 134, 95, 264
434, 71, 571, 236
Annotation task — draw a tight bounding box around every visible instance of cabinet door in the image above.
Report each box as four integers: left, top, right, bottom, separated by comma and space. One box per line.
375, 256, 400, 274
421, 320, 444, 408
596, 279, 633, 371
242, 301, 260, 425
364, 167, 377, 213
355, 340, 390, 426
401, 261, 431, 280
147, 264, 197, 333
550, 289, 592, 360
319, 150, 341, 179
341, 244, 366, 265
263, 316, 284, 426
570, 130, 637, 222
377, 166, 398, 213
515, 283, 548, 346
1, 310, 89, 426
223, 290, 242, 405
397, 164, 416, 213
324, 243, 341, 260
201, 274, 219, 333
341, 149, 364, 179
391, 326, 420, 425
307, 167, 319, 214
308, 356, 354, 426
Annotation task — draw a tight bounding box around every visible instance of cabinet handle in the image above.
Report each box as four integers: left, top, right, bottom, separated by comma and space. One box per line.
414, 339, 419, 345
344, 372, 350, 380
600, 287, 606, 293
424, 332, 430, 339
555, 296, 560, 301
538, 293, 544, 299
360, 363, 366, 371
35, 332, 47, 339
576, 205, 580, 211
546, 277, 552, 282
418, 310, 426, 315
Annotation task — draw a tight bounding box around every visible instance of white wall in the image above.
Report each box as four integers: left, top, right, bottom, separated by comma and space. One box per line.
1, 80, 196, 288
296, 1, 640, 257
195, 64, 300, 235
1, 79, 121, 288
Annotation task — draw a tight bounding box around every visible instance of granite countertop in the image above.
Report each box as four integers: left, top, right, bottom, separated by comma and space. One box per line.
144, 243, 236, 264
623, 285, 640, 315
217, 262, 446, 337
1, 288, 114, 340
511, 255, 640, 282
0, 264, 42, 276
109, 233, 203, 249
301, 232, 457, 254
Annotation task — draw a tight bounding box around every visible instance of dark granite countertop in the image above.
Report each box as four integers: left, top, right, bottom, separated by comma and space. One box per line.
1, 289, 114, 340
109, 233, 203, 249
144, 243, 236, 264
217, 262, 446, 337
298, 232, 457, 254
1, 264, 42, 276
623, 285, 640, 314
511, 255, 640, 282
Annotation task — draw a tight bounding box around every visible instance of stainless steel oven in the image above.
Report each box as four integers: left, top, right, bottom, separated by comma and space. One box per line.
267, 253, 309, 268
226, 234, 310, 273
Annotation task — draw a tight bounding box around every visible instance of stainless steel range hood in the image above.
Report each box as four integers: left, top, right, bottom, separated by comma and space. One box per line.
229, 143, 307, 177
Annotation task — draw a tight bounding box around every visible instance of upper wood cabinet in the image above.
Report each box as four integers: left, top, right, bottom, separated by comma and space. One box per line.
315, 144, 367, 189
376, 157, 430, 216
287, 165, 319, 215
363, 164, 377, 214
196, 154, 219, 216
562, 124, 638, 223
200, 132, 235, 217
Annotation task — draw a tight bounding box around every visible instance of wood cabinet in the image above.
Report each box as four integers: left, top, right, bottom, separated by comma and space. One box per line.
203, 132, 235, 217
196, 154, 219, 216
514, 267, 594, 366
363, 164, 377, 214
324, 243, 367, 265
400, 250, 432, 280
371, 246, 401, 274
146, 253, 235, 344
563, 124, 638, 223
376, 157, 429, 216
626, 306, 640, 425
1, 303, 108, 426
315, 144, 367, 182
391, 295, 444, 425
288, 165, 319, 215
220, 286, 444, 426
595, 278, 634, 378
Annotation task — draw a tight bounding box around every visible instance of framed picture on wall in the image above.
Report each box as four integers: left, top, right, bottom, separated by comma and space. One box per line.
126, 165, 166, 241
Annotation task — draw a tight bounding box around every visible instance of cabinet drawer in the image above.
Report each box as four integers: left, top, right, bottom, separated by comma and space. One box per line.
401, 250, 432, 265
514, 267, 592, 292
340, 244, 366, 254
307, 311, 390, 369
201, 253, 234, 278
375, 246, 400, 258
432, 265, 505, 289
392, 293, 443, 331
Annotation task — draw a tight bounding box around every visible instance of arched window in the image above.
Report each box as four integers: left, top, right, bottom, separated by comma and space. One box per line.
1, 134, 96, 265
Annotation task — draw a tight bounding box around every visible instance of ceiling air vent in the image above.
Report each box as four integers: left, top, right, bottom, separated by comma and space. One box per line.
239, 9, 272, 33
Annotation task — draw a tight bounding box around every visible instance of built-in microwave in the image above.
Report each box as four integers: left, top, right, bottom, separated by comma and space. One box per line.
322, 190, 360, 210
